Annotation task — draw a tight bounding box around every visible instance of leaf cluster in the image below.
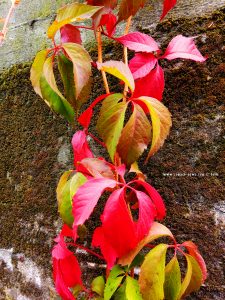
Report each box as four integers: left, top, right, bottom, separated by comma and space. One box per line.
30, 1, 208, 299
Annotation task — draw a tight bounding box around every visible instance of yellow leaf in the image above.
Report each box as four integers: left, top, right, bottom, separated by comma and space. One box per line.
136, 97, 172, 160
178, 254, 203, 299
97, 61, 135, 92
62, 43, 92, 98
30, 49, 48, 97
139, 244, 168, 300
47, 3, 102, 39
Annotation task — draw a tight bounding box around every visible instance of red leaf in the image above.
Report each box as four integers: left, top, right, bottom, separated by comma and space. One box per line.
117, 0, 147, 23
87, 0, 117, 8
133, 63, 165, 100
162, 35, 207, 62
116, 164, 126, 178
134, 190, 156, 240
72, 178, 117, 226
101, 188, 137, 257
60, 24, 82, 44
132, 180, 166, 220
100, 12, 117, 36
52, 234, 82, 300
72, 131, 93, 167
117, 32, 159, 53
182, 241, 207, 281
160, 0, 177, 20
78, 93, 110, 128
61, 224, 74, 238
129, 53, 157, 80
92, 226, 117, 268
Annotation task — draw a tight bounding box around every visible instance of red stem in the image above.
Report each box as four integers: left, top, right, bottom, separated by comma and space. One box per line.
68, 242, 105, 261
88, 132, 107, 149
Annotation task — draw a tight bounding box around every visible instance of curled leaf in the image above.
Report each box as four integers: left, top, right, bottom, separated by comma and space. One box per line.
62, 43, 92, 98
162, 35, 207, 62
41, 56, 75, 122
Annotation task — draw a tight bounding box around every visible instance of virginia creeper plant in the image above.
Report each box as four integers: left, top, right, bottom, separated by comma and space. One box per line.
30, 1, 208, 299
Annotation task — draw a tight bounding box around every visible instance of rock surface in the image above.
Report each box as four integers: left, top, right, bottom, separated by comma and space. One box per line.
0, 0, 225, 299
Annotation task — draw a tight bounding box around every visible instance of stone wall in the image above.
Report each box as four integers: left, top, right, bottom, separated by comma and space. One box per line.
0, 0, 225, 299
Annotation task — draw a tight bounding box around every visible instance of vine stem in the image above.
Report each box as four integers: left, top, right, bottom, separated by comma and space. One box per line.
68, 242, 105, 261
0, 0, 20, 47
97, 29, 110, 94
123, 16, 132, 100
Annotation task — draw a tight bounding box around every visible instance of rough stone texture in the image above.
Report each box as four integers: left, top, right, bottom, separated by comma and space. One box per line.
0, 0, 225, 299
0, 0, 225, 70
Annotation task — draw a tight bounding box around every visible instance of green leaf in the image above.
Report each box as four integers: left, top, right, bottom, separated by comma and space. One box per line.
129, 253, 145, 270
91, 276, 105, 297
30, 49, 48, 97
97, 61, 135, 92
96, 93, 127, 161
126, 276, 142, 300
164, 256, 181, 300
178, 254, 203, 299
62, 43, 92, 99
41, 56, 75, 122
48, 3, 102, 39
58, 53, 76, 106
139, 244, 168, 300
137, 97, 172, 160
119, 222, 174, 266
57, 171, 87, 226
118, 0, 147, 23
114, 282, 127, 300
117, 103, 151, 166
58, 53, 92, 112
104, 265, 125, 300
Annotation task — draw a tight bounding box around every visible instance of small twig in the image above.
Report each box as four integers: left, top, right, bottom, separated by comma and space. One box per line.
0, 0, 20, 47
97, 29, 110, 94
123, 16, 132, 100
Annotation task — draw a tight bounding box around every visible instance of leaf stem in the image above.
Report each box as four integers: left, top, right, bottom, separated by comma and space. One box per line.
123, 16, 132, 100
0, 0, 20, 47
97, 29, 110, 94
68, 242, 105, 261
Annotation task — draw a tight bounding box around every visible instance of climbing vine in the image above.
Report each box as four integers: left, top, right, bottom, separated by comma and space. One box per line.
31, 1, 207, 299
